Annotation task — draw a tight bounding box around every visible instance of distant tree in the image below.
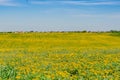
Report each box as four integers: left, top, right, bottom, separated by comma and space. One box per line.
7, 32, 13, 33
110, 30, 119, 33
30, 31, 34, 33
81, 30, 87, 33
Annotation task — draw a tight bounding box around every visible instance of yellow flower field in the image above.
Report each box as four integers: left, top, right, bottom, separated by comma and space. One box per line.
0, 32, 120, 80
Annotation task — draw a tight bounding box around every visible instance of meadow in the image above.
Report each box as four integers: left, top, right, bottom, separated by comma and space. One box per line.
0, 32, 120, 80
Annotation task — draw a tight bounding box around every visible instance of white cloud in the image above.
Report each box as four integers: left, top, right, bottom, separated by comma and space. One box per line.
30, 0, 120, 6
71, 13, 120, 18
29, 0, 54, 5
30, 1, 53, 5
61, 1, 120, 6
0, 0, 21, 6
0, 0, 119, 6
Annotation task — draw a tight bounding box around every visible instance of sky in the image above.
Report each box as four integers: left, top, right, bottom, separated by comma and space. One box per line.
0, 0, 120, 32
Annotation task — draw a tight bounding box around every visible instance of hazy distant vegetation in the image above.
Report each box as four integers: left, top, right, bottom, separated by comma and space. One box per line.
0, 30, 120, 33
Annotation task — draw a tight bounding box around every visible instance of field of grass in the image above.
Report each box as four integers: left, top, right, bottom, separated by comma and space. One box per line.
0, 32, 120, 80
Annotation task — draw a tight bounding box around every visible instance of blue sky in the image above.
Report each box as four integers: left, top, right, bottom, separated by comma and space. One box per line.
0, 0, 120, 31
